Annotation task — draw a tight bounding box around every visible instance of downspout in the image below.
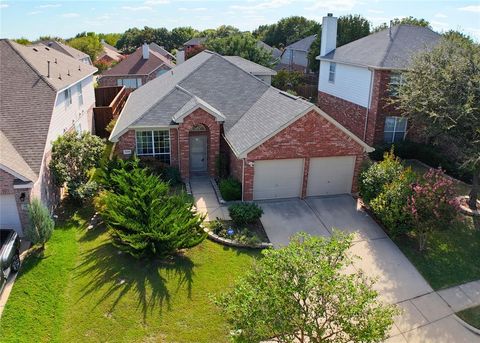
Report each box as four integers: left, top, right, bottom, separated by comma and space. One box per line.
241, 159, 245, 202
363, 68, 374, 142
176, 128, 181, 173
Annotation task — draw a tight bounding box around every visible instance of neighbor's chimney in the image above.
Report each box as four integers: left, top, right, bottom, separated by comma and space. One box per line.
176, 48, 185, 65
142, 42, 149, 59
320, 13, 337, 56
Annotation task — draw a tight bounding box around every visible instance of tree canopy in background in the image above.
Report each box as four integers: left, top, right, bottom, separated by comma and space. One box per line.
253, 16, 320, 48
395, 35, 480, 209
205, 33, 277, 67
67, 33, 104, 61
372, 16, 430, 33
308, 15, 371, 72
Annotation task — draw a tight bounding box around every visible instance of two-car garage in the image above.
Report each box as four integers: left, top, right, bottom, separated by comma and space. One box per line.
252, 156, 356, 200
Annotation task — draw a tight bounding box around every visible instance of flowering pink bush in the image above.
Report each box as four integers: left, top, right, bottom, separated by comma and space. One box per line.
407, 168, 460, 251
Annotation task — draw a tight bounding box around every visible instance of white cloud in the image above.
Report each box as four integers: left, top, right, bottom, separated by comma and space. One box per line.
38, 4, 61, 8
458, 5, 480, 13
231, 0, 292, 12
368, 9, 383, 14
178, 7, 207, 12
62, 12, 79, 18
28, 11, 42, 15
431, 20, 449, 30
306, 0, 359, 11
434, 12, 447, 18
144, 0, 169, 4
0, 3, 9, 9
121, 5, 152, 11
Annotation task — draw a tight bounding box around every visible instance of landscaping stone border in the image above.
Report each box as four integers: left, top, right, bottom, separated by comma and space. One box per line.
185, 180, 192, 195
202, 226, 272, 249
457, 196, 480, 217
454, 314, 480, 336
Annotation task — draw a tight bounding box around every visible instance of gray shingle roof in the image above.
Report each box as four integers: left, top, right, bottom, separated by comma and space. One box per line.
0, 131, 37, 182
223, 56, 276, 76
320, 25, 441, 69
40, 40, 91, 62
184, 37, 206, 46
149, 42, 175, 60
285, 35, 317, 52
256, 41, 282, 59
110, 50, 316, 156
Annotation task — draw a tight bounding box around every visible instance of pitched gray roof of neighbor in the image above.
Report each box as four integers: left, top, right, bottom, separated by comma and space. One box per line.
0, 131, 37, 182
184, 37, 206, 46
101, 40, 119, 53
110, 51, 318, 155
223, 56, 277, 76
285, 34, 317, 52
320, 25, 441, 69
149, 42, 175, 60
40, 40, 91, 62
0, 40, 59, 175
256, 41, 282, 59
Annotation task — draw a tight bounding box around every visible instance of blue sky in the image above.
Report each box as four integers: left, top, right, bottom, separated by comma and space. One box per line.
1, 0, 479, 41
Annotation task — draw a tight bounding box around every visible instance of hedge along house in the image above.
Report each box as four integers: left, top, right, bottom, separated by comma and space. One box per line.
109, 51, 373, 201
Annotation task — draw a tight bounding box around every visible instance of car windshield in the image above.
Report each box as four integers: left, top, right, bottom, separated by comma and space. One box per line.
0, 230, 13, 246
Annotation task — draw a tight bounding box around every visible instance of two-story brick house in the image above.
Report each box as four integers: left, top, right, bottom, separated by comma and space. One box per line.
317, 14, 441, 146
0, 39, 97, 235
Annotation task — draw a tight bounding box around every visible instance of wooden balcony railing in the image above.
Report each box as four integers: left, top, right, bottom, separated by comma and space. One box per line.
93, 86, 127, 138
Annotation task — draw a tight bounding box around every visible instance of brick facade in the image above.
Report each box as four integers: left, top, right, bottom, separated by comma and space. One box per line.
318, 69, 404, 146
0, 169, 31, 232
238, 110, 366, 201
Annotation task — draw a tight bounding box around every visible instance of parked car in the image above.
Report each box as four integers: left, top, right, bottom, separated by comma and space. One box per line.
0, 229, 21, 294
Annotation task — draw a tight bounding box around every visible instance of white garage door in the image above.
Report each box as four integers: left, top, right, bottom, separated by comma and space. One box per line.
306, 156, 356, 196
253, 159, 304, 200
0, 194, 22, 234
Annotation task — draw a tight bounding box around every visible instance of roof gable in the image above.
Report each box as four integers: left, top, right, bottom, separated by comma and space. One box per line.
285, 35, 317, 52
0, 131, 37, 182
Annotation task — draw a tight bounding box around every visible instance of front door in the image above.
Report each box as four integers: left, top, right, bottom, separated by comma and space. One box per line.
189, 135, 207, 172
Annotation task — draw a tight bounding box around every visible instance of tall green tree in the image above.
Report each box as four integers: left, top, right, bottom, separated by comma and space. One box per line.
216, 232, 397, 342
170, 26, 198, 48
205, 33, 277, 67
308, 14, 370, 72
98, 33, 122, 47
116, 27, 144, 52
68, 34, 103, 61
373, 16, 430, 32
395, 35, 480, 210
253, 16, 320, 48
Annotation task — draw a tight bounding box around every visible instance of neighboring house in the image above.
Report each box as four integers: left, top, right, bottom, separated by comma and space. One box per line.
183, 37, 206, 57
149, 42, 175, 62
96, 39, 124, 65
256, 41, 282, 60
0, 39, 97, 235
98, 43, 175, 90
109, 51, 372, 201
316, 14, 441, 146
279, 34, 317, 72
40, 40, 93, 65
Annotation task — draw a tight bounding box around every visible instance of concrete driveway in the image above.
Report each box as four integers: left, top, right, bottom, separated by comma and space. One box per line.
257, 195, 480, 342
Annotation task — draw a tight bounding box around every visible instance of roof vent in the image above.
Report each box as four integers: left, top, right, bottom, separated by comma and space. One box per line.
33, 47, 38, 52
67, 69, 71, 76
45, 47, 50, 51
78, 65, 81, 71
54, 58, 57, 64
58, 73, 62, 80
327, 13, 333, 17
47, 60, 50, 78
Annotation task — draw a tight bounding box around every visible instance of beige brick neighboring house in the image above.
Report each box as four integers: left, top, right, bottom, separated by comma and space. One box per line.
98, 43, 175, 91
0, 39, 97, 235
110, 51, 372, 201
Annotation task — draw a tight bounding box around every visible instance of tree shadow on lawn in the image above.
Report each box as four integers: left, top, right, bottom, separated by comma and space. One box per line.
74, 241, 195, 322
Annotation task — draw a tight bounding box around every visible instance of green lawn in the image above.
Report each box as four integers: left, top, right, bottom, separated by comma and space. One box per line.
457, 305, 480, 329
0, 202, 260, 343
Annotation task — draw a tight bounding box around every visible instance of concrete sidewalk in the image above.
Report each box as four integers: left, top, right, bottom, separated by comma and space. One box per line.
190, 176, 230, 221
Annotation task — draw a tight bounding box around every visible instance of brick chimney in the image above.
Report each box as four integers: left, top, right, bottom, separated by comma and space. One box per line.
320, 13, 337, 56
142, 42, 149, 59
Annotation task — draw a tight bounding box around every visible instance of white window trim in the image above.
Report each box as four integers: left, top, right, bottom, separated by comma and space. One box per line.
64, 87, 72, 110
384, 116, 408, 143
77, 82, 83, 106
135, 129, 171, 162
117, 78, 142, 89
328, 62, 336, 83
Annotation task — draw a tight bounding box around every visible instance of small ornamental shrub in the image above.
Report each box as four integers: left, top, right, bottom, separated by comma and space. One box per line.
49, 131, 105, 201
97, 162, 205, 258
219, 178, 242, 201
370, 168, 417, 237
215, 153, 229, 179
407, 168, 460, 251
228, 203, 263, 225
26, 198, 55, 249
359, 148, 403, 204
162, 166, 182, 185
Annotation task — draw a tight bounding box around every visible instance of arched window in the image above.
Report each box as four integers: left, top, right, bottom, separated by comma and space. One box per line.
191, 124, 207, 132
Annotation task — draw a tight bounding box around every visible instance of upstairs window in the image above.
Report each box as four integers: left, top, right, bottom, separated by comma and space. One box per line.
328, 62, 336, 83
156, 69, 167, 78
77, 82, 83, 106
384, 116, 407, 143
135, 130, 170, 164
389, 72, 404, 96
117, 78, 142, 89
64, 88, 72, 109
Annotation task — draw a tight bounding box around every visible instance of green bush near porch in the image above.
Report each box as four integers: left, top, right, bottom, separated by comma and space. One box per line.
219, 178, 242, 201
